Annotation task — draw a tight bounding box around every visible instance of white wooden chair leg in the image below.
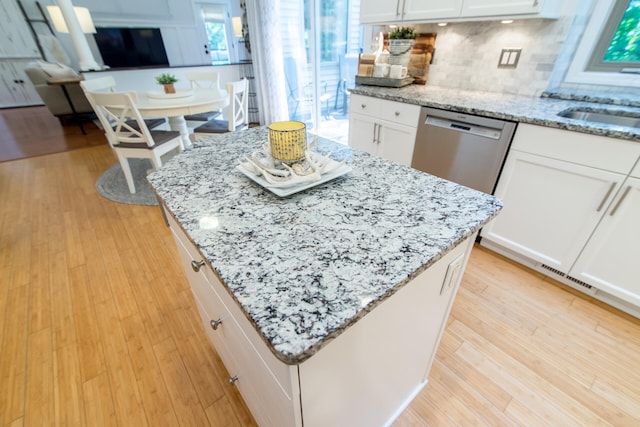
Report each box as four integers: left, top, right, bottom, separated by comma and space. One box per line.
117, 154, 137, 194
150, 153, 162, 170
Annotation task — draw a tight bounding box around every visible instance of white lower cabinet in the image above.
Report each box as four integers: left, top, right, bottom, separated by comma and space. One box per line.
0, 59, 42, 108
481, 124, 640, 315
166, 209, 475, 426
349, 94, 420, 167
569, 172, 640, 307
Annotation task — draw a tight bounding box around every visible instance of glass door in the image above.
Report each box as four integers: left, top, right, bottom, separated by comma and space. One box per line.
279, 0, 361, 144
199, 4, 234, 64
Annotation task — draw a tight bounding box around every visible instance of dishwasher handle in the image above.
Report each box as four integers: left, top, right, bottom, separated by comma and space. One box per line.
425, 116, 502, 140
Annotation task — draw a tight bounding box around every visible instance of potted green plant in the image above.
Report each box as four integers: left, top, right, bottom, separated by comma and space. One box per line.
388, 26, 417, 69
155, 73, 178, 94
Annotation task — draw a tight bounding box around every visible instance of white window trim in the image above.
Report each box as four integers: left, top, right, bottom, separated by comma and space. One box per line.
565, 0, 640, 87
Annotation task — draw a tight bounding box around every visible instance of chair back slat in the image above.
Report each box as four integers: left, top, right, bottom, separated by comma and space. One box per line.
186, 71, 220, 90
226, 78, 248, 131
85, 91, 156, 148
80, 76, 117, 93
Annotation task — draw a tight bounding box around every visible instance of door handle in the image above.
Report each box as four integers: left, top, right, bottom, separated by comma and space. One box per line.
596, 182, 616, 212
609, 185, 631, 216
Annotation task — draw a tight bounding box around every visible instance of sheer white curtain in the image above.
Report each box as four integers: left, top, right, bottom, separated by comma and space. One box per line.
244, 0, 289, 124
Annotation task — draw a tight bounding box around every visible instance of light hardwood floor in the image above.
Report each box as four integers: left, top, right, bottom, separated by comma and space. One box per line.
1, 132, 640, 426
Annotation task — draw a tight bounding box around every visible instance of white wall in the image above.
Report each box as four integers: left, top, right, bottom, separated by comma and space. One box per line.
19, 0, 240, 70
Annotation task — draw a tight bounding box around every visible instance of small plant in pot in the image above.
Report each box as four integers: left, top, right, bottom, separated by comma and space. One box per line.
155, 73, 178, 94
388, 26, 417, 68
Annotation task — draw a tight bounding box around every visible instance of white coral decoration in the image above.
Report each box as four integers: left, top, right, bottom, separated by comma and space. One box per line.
239, 144, 345, 188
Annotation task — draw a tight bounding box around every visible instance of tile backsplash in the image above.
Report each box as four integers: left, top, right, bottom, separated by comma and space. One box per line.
376, 0, 639, 100
412, 17, 572, 97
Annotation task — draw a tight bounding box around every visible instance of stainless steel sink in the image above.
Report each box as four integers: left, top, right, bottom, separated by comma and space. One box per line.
557, 108, 640, 129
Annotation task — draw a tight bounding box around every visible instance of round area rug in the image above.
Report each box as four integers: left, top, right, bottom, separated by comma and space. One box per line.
96, 159, 158, 206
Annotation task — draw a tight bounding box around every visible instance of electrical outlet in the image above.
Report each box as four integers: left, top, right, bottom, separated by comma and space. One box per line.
498, 48, 522, 69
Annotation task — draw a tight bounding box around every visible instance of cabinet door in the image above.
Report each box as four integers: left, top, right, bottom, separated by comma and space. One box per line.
481, 150, 624, 272
461, 0, 544, 17
376, 119, 417, 167
569, 177, 640, 306
404, 0, 463, 20
360, 0, 402, 24
348, 112, 378, 156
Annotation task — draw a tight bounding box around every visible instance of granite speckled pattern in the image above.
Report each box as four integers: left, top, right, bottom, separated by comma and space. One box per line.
147, 127, 502, 364
351, 85, 640, 142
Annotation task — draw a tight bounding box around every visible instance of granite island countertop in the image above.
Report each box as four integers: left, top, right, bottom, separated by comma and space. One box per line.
351, 85, 640, 142
147, 127, 502, 364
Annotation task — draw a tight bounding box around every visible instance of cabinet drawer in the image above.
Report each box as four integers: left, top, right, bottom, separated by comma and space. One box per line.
511, 124, 640, 174
166, 213, 299, 423
351, 94, 420, 127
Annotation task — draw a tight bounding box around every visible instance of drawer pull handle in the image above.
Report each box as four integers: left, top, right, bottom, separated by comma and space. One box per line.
229, 375, 239, 385
596, 182, 616, 212
609, 185, 631, 216
210, 318, 223, 330
191, 259, 205, 272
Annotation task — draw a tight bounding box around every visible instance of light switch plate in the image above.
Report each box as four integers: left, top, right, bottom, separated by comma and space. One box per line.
498, 48, 522, 69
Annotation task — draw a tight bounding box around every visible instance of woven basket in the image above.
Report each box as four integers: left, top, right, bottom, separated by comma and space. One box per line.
268, 121, 307, 164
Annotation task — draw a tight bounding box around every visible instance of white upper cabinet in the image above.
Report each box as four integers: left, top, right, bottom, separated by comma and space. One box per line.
403, 0, 463, 21
360, 0, 558, 24
461, 0, 559, 18
360, 1, 403, 24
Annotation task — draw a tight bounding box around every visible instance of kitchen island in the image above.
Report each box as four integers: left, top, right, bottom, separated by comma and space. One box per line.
148, 127, 502, 426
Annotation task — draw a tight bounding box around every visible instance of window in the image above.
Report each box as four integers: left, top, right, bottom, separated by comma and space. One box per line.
587, 0, 640, 73
565, 0, 640, 86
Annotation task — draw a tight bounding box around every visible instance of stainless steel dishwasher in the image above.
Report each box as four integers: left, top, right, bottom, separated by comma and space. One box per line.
411, 107, 517, 194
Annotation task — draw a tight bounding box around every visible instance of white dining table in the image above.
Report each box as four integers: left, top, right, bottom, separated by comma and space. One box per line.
135, 87, 229, 149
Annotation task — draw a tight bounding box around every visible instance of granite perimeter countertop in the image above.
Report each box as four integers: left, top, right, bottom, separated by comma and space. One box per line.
350, 85, 640, 142
148, 127, 502, 364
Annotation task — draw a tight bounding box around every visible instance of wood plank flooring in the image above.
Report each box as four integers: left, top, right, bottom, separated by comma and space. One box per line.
0, 106, 105, 163
1, 117, 640, 426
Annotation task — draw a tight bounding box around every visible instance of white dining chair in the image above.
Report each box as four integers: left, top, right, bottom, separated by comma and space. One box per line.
194, 78, 249, 135
183, 70, 223, 122
85, 90, 183, 194
80, 76, 167, 131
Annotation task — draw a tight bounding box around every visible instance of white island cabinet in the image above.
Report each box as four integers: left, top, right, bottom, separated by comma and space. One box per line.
481, 123, 640, 316
148, 127, 502, 426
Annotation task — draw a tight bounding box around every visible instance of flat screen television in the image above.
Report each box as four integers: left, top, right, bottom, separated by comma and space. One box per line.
94, 27, 169, 68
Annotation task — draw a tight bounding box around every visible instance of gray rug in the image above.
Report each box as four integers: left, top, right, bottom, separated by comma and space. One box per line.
96, 159, 158, 206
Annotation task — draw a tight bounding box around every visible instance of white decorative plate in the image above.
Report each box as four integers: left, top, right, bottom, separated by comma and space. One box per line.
236, 162, 352, 197
146, 89, 194, 99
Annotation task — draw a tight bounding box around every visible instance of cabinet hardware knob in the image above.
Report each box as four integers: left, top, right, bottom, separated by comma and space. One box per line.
395, 111, 400, 116
210, 318, 223, 330
361, 104, 366, 108
190, 259, 205, 272
229, 375, 239, 385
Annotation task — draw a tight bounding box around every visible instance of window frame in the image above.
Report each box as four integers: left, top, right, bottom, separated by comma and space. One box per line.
565, 0, 640, 87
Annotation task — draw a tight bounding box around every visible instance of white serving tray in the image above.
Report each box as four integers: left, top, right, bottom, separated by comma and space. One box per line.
236, 162, 352, 197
